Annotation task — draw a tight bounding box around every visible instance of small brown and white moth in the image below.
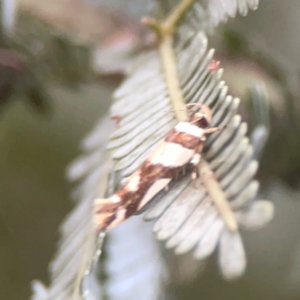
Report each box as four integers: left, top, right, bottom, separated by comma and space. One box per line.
94, 104, 221, 232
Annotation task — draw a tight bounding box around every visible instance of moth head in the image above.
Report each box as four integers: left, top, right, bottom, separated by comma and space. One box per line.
190, 104, 212, 128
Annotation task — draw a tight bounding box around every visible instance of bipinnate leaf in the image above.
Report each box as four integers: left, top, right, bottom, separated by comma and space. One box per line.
32, 0, 275, 299
109, 21, 273, 279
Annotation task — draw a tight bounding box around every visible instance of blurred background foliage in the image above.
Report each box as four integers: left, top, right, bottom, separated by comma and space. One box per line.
1, 0, 300, 299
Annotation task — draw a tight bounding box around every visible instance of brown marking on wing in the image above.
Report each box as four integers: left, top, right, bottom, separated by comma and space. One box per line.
165, 129, 202, 149
94, 199, 120, 231
94, 162, 195, 231
115, 160, 187, 218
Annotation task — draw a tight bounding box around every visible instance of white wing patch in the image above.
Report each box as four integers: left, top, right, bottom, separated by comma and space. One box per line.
175, 122, 204, 138
138, 178, 172, 210
126, 172, 141, 192
111, 195, 121, 203
150, 142, 195, 167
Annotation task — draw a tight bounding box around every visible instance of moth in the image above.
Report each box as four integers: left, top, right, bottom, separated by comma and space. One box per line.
94, 104, 221, 232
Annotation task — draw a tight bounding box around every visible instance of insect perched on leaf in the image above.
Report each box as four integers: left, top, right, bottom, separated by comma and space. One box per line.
94, 104, 222, 232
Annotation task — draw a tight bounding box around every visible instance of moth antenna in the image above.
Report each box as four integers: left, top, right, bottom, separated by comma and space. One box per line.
204, 126, 224, 134
186, 102, 202, 107
186, 103, 212, 123
200, 105, 212, 123
186, 103, 201, 115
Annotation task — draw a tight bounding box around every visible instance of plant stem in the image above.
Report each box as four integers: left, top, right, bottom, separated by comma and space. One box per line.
159, 35, 187, 121
162, 0, 196, 35
200, 160, 238, 232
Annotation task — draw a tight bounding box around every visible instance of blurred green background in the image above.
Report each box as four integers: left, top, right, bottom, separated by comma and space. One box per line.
0, 83, 111, 299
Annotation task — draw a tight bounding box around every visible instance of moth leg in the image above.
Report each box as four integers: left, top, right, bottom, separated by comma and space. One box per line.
191, 172, 197, 180
182, 164, 186, 175
191, 153, 201, 179
173, 169, 180, 180
204, 126, 223, 134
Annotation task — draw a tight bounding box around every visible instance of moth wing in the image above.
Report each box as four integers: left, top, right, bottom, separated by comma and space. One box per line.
149, 142, 196, 167
147, 141, 169, 161
137, 178, 172, 210
94, 197, 126, 231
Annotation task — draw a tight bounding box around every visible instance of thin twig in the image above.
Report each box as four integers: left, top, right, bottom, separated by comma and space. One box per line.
80, 157, 114, 298
200, 160, 238, 232
80, 232, 106, 299
162, 0, 196, 35
143, 0, 197, 121
159, 35, 187, 121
